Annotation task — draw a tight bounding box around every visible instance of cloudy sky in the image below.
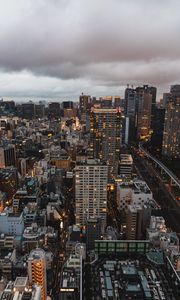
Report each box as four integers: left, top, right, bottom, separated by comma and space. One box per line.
0, 0, 180, 101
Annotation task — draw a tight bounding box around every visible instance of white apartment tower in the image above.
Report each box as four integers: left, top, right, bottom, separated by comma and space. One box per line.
75, 159, 108, 230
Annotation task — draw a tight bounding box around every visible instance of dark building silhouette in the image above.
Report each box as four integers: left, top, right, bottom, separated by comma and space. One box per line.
86, 218, 101, 250
48, 102, 60, 118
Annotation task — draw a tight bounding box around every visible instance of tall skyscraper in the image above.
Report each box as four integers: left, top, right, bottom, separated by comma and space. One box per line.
48, 102, 60, 118
79, 94, 91, 112
28, 249, 47, 300
150, 107, 165, 156
136, 85, 152, 139
79, 93, 92, 125
75, 159, 108, 230
22, 102, 35, 119
125, 85, 156, 143
90, 108, 121, 179
162, 97, 180, 158
35, 103, 45, 119
124, 87, 138, 144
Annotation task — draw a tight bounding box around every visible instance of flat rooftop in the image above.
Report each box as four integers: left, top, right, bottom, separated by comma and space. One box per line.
85, 254, 179, 300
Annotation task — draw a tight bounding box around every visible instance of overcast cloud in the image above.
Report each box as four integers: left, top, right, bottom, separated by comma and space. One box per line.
0, 0, 180, 100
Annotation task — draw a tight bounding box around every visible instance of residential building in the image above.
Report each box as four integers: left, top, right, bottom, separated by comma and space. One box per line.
75, 159, 108, 229
28, 249, 47, 300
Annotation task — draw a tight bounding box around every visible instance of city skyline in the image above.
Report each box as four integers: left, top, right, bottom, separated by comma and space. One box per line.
1, 0, 180, 99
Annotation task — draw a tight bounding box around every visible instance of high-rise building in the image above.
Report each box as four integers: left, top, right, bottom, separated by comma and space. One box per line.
170, 84, 180, 97
48, 102, 60, 118
0, 100, 15, 115
150, 107, 165, 156
124, 87, 138, 144
149, 86, 157, 128
114, 96, 121, 108
22, 102, 35, 119
162, 97, 180, 158
100, 96, 113, 108
90, 108, 121, 179
28, 248, 47, 300
35, 103, 45, 119
75, 159, 108, 230
79, 94, 91, 125
62, 101, 74, 109
118, 154, 133, 178
136, 85, 152, 139
63, 102, 76, 118
79, 94, 91, 112
0, 145, 16, 168
125, 85, 156, 143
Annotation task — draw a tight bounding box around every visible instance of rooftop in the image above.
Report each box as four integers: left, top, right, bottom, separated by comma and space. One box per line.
85, 254, 178, 300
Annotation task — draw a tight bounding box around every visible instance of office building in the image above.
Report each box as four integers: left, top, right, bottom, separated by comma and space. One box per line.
136, 85, 152, 139
28, 249, 47, 300
149, 86, 157, 128
100, 96, 113, 108
79, 94, 91, 112
0, 210, 24, 236
114, 96, 121, 108
86, 218, 101, 250
124, 87, 138, 144
126, 204, 151, 240
162, 97, 180, 158
75, 159, 108, 229
117, 180, 153, 211
62, 101, 74, 109
0, 100, 15, 115
35, 103, 45, 119
22, 102, 35, 119
162, 92, 171, 109
119, 154, 133, 178
170, 84, 180, 97
150, 107, 165, 156
90, 108, 121, 179
79, 94, 91, 125
125, 85, 155, 143
0, 145, 16, 168
48, 102, 60, 118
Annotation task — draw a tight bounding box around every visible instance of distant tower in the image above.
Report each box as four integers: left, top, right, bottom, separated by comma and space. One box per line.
90, 108, 121, 180
162, 97, 180, 158
28, 249, 47, 300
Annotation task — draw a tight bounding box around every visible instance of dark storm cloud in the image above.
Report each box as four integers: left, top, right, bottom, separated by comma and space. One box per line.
0, 0, 180, 97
